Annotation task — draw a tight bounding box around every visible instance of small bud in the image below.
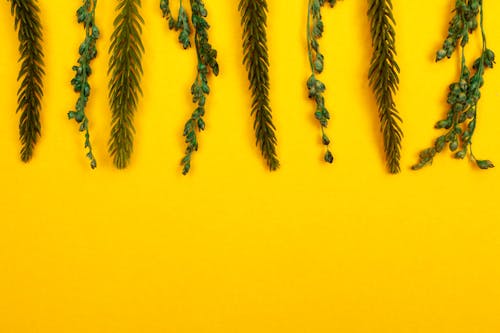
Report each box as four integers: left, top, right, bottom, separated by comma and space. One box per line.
324, 150, 334, 164
476, 160, 494, 170
449, 140, 458, 152
322, 134, 330, 146
436, 49, 447, 61
454, 150, 466, 159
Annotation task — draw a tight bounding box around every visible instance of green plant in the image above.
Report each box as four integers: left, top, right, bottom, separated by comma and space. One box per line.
367, 0, 403, 173
9, 0, 45, 162
160, 0, 219, 175
307, 0, 337, 164
239, 0, 279, 171
108, 0, 144, 169
413, 0, 495, 170
69, 0, 99, 169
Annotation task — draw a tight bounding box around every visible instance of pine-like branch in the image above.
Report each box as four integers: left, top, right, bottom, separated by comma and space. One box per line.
239, 0, 279, 171
307, 0, 337, 164
9, 0, 45, 162
413, 0, 495, 170
367, 0, 402, 174
69, 0, 99, 169
108, 0, 145, 169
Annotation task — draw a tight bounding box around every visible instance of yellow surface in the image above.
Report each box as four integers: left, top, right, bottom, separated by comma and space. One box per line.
1, 1, 499, 332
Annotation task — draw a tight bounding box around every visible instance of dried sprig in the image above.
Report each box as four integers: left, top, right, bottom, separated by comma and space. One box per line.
367, 0, 403, 173
160, 0, 219, 175
413, 0, 495, 170
108, 0, 145, 169
239, 0, 279, 171
307, 0, 337, 164
9, 0, 45, 162
69, 0, 99, 169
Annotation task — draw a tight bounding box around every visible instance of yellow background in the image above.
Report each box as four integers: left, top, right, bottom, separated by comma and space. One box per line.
1, 0, 499, 332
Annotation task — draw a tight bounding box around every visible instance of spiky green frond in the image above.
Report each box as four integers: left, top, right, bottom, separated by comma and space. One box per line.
239, 0, 279, 171
69, 0, 99, 169
108, 0, 145, 169
413, 0, 495, 170
307, 0, 337, 164
367, 0, 402, 174
9, 0, 45, 162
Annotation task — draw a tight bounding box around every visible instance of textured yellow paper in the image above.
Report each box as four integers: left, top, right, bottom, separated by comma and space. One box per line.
0, 1, 499, 332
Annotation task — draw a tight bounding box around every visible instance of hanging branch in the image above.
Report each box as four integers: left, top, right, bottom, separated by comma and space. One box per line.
9, 0, 45, 162
69, 0, 99, 169
108, 0, 145, 169
413, 0, 495, 170
367, 0, 403, 173
160, 0, 219, 175
307, 0, 337, 164
239, 0, 279, 171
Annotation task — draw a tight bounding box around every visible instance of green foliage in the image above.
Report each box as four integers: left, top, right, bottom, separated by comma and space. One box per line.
160, 0, 191, 49
307, 0, 337, 164
108, 0, 145, 169
161, 0, 219, 175
367, 0, 403, 174
9, 0, 45, 162
239, 0, 279, 171
68, 0, 99, 169
413, 0, 495, 170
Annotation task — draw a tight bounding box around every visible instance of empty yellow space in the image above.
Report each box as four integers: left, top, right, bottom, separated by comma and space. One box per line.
0, 1, 499, 332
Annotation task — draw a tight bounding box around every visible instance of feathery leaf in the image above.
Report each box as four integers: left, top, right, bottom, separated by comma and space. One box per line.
367, 0, 403, 174
9, 0, 45, 162
108, 0, 145, 169
239, 0, 279, 171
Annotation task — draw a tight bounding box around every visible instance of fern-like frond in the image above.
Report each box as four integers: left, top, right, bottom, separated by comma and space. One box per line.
367, 0, 402, 174
69, 0, 99, 169
9, 0, 45, 162
239, 0, 279, 171
108, 0, 145, 169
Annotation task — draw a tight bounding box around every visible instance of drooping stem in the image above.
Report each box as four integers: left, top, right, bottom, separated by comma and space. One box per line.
413, 0, 495, 170
160, 0, 218, 174
306, 0, 336, 164
69, 0, 99, 169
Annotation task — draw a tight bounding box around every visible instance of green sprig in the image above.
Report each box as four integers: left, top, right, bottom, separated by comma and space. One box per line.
367, 0, 403, 174
239, 0, 279, 171
9, 0, 45, 162
307, 0, 337, 164
161, 0, 219, 175
413, 0, 495, 170
69, 0, 99, 169
108, 0, 145, 169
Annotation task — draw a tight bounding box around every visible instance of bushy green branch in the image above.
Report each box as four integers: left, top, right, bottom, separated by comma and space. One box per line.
413, 0, 495, 170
